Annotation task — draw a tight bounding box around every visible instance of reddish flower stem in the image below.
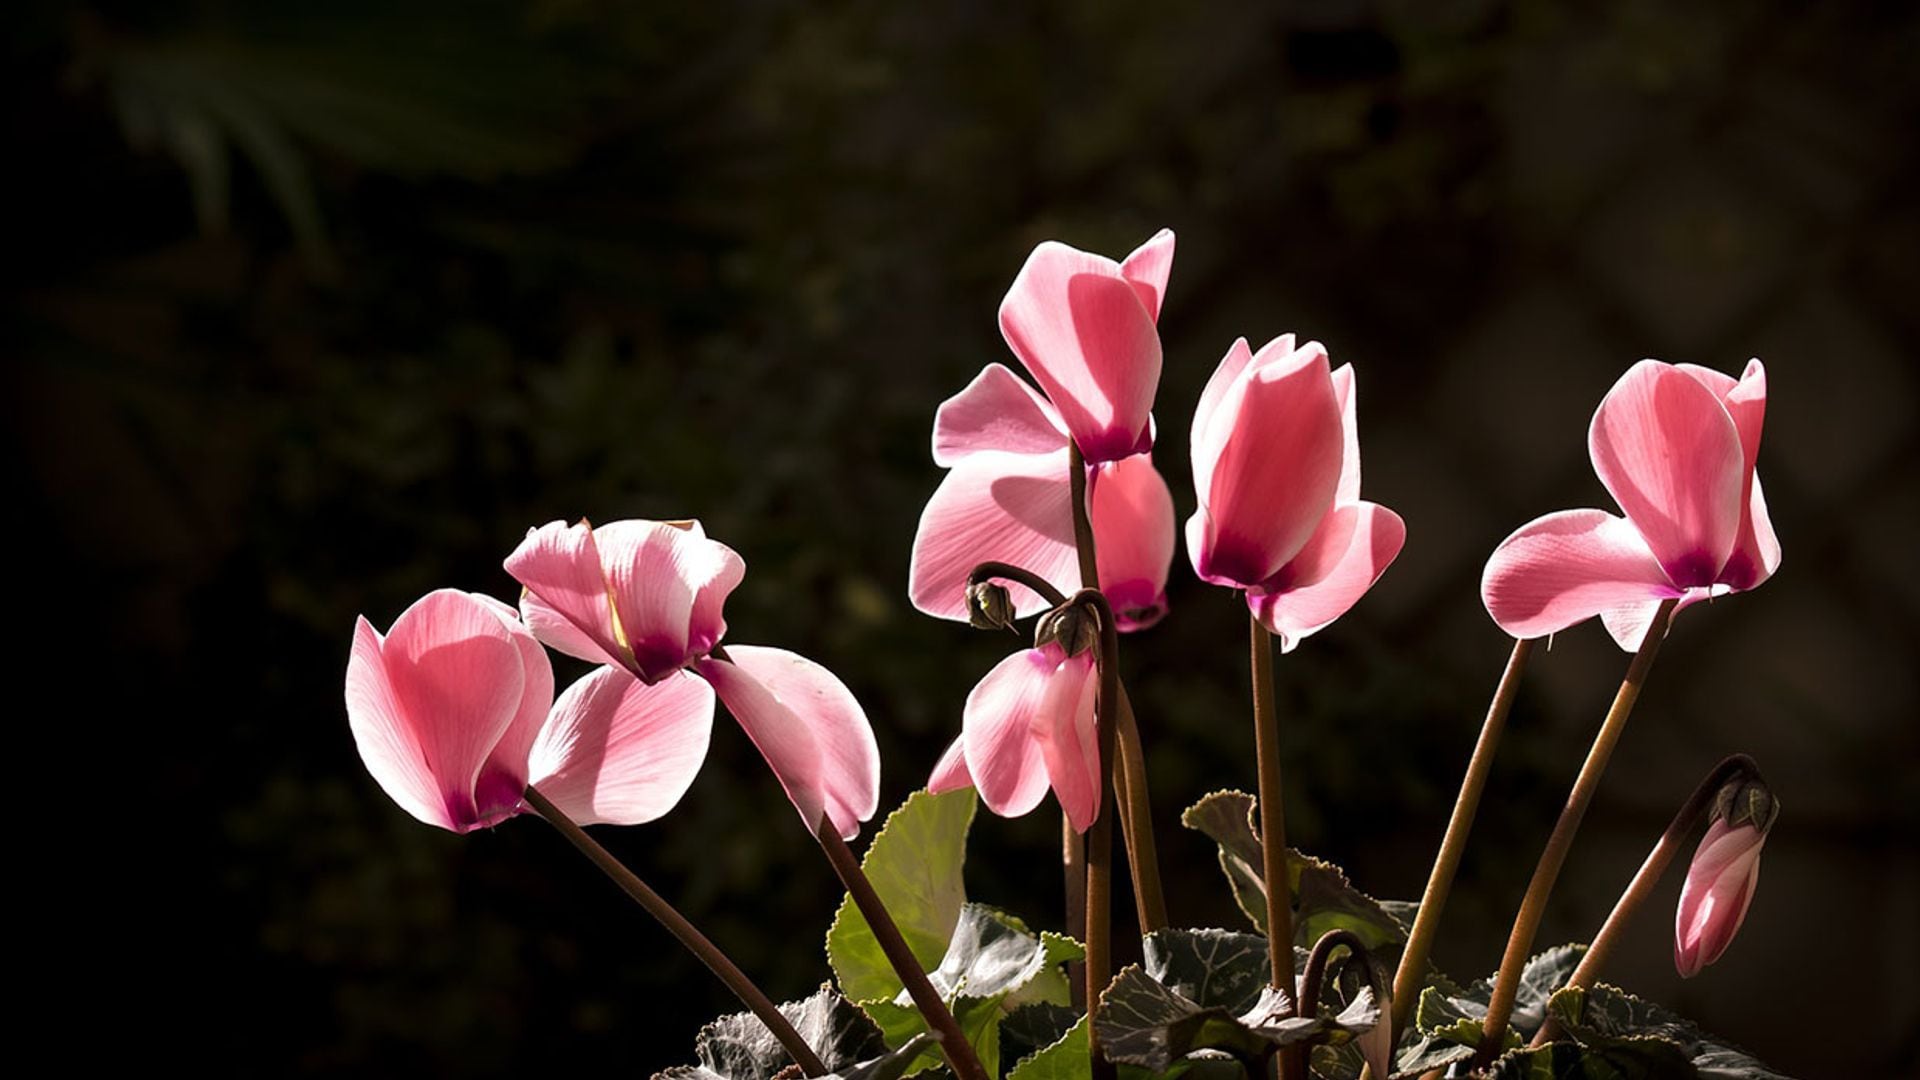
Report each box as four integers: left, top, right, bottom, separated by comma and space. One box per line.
522, 786, 827, 1076
1250, 616, 1304, 1080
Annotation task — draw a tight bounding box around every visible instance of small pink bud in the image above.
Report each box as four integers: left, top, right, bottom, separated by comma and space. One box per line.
1674, 818, 1767, 977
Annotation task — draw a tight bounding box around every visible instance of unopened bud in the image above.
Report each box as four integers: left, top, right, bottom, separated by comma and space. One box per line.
966, 581, 1017, 632
1711, 775, 1780, 834
1034, 602, 1099, 658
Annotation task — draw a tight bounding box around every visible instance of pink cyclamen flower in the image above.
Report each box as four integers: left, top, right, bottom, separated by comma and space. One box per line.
927, 638, 1101, 833
1674, 818, 1766, 977
999, 229, 1174, 464
1481, 359, 1780, 650
347, 589, 714, 832
908, 362, 1176, 631
506, 519, 880, 839
1187, 335, 1406, 651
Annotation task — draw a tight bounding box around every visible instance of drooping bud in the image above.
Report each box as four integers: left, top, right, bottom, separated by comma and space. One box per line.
965, 580, 1017, 632
1712, 773, 1781, 834
1033, 601, 1099, 658
1674, 809, 1771, 978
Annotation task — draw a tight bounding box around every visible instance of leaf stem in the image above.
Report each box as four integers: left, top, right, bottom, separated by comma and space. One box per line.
1250, 615, 1303, 1080
817, 825, 990, 1080
1530, 753, 1762, 1046
969, 561, 1069, 608
521, 786, 827, 1076
1472, 598, 1679, 1065
1388, 638, 1534, 1042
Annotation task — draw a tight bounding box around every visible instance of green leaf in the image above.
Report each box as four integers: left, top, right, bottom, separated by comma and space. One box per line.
862, 904, 1083, 1076
1001, 1003, 1081, 1068
827, 788, 978, 1004
1095, 958, 1384, 1074
1141, 928, 1273, 1014
654, 984, 888, 1080
1179, 791, 1407, 956
1482, 1036, 1697, 1079
1511, 943, 1585, 1036
1009, 1014, 1091, 1080
1547, 984, 1794, 1079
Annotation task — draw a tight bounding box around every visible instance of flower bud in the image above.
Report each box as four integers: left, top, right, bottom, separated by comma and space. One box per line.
1674, 816, 1768, 978
965, 580, 1017, 632
1033, 601, 1099, 658
1712, 774, 1781, 834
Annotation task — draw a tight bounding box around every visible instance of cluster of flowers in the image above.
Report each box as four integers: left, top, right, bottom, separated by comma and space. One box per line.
345, 227, 1782, 1074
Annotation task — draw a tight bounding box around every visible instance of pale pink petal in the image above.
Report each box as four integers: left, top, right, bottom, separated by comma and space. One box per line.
530, 667, 714, 826
927, 736, 973, 794
1330, 364, 1361, 504
694, 655, 825, 836
1721, 473, 1782, 592
931, 363, 1068, 467
1599, 586, 1724, 652
1189, 337, 1264, 486
1118, 228, 1176, 323
1481, 509, 1679, 640
1677, 359, 1767, 477
381, 590, 529, 830
471, 595, 556, 812
594, 521, 732, 682
998, 241, 1161, 463
506, 521, 629, 668
909, 448, 1081, 621
1676, 820, 1765, 977
680, 528, 746, 659
1250, 501, 1405, 652
346, 616, 451, 830
961, 650, 1056, 820
715, 645, 879, 839
1032, 646, 1102, 834
1189, 338, 1344, 588
1589, 360, 1745, 587
1089, 454, 1176, 632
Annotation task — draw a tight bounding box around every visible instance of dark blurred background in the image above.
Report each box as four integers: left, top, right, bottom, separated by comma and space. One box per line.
8, 1, 1916, 1075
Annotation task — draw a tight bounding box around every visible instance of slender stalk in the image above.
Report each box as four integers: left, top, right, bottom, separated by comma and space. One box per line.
1472, 599, 1679, 1065
817, 825, 990, 1080
970, 561, 1068, 609
1115, 685, 1169, 932
522, 786, 827, 1076
1250, 616, 1303, 1080
1388, 639, 1535, 1041
1064, 814, 1088, 1011
1083, 589, 1122, 1080
1530, 753, 1761, 1046
1064, 445, 1169, 936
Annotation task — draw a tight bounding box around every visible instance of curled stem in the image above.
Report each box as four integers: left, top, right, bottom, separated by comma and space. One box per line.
1530, 753, 1763, 1046
1388, 638, 1535, 1042
522, 786, 827, 1076
969, 561, 1069, 608
817, 825, 990, 1080
1472, 598, 1679, 1065
1298, 929, 1374, 1020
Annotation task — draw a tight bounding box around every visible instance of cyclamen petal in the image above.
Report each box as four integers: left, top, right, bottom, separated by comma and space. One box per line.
931, 363, 1069, 467
1675, 819, 1766, 978
1589, 360, 1745, 588
529, 667, 714, 827
506, 521, 630, 669
1118, 228, 1176, 323
908, 447, 1082, 621
1031, 646, 1102, 834
961, 649, 1059, 819
1089, 453, 1177, 631
1250, 501, 1406, 653
927, 736, 973, 795
1481, 509, 1676, 641
999, 237, 1166, 463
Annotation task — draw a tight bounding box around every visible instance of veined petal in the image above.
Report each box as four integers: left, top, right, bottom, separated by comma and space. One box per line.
530, 667, 714, 826
1250, 501, 1405, 652
380, 589, 529, 831
1119, 228, 1176, 324
932, 363, 1068, 466
695, 655, 825, 836
1590, 360, 1744, 587
702, 646, 879, 840
346, 617, 450, 830
1032, 646, 1101, 834
1330, 363, 1361, 505
927, 736, 973, 795
999, 241, 1161, 463
596, 520, 744, 682
909, 448, 1081, 621
1189, 337, 1263, 488
507, 521, 629, 669
1481, 509, 1678, 640
1090, 454, 1176, 632
962, 649, 1056, 820
1721, 472, 1782, 592
1189, 338, 1344, 588
472, 594, 556, 814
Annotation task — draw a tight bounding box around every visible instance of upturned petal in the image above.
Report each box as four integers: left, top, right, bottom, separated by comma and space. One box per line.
472, 594, 557, 815
1118, 228, 1176, 324
927, 736, 973, 794
1589, 360, 1745, 588
1481, 509, 1679, 640
1676, 360, 1778, 592
507, 521, 629, 669
1089, 453, 1176, 631
961, 649, 1059, 820
346, 589, 543, 832
931, 363, 1069, 467
998, 239, 1163, 463
1188, 336, 1345, 588
909, 447, 1081, 622
696, 647, 880, 840
1249, 501, 1406, 652
528, 667, 714, 827
1675, 819, 1766, 978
